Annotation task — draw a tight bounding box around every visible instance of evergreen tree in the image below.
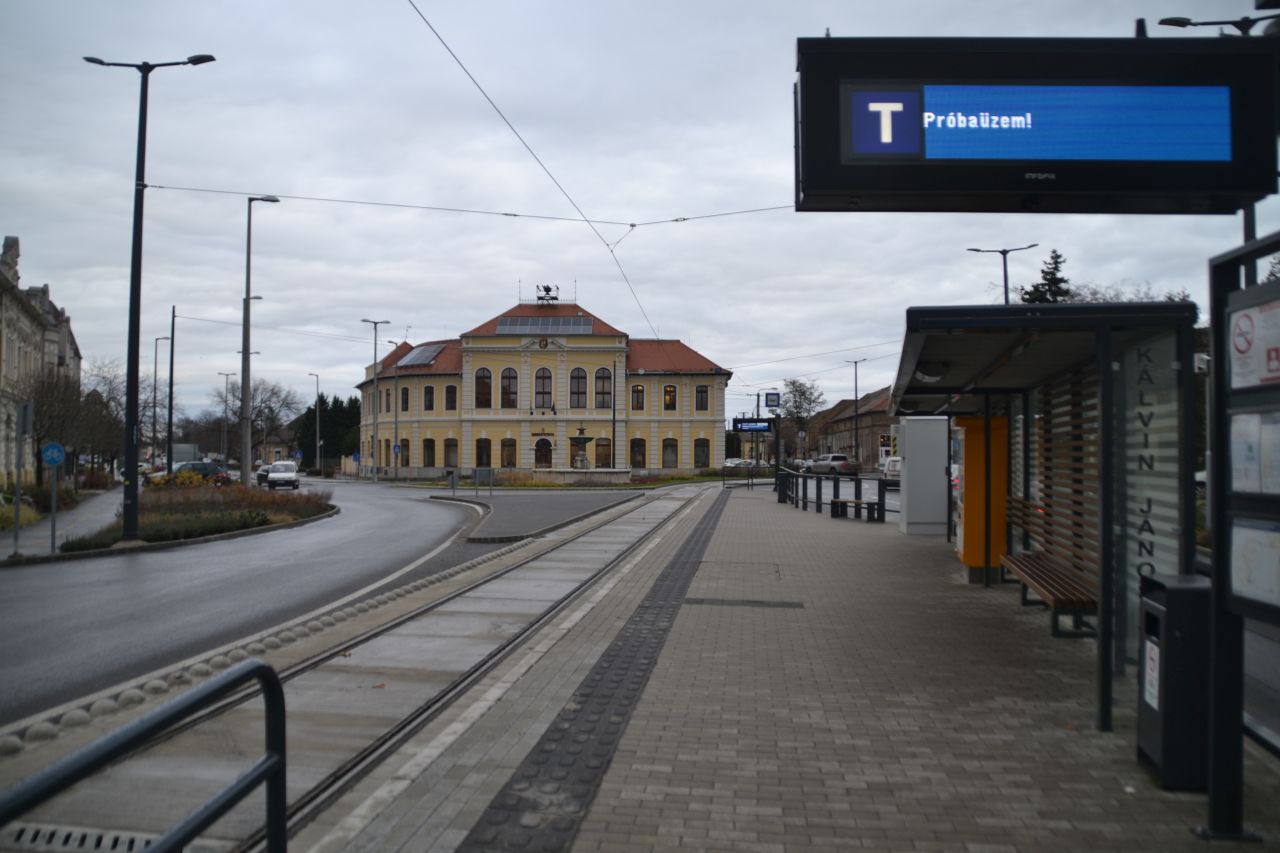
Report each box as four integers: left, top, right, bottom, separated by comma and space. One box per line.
1019, 249, 1072, 304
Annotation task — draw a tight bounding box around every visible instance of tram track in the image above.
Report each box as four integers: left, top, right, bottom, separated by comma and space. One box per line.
2, 486, 709, 853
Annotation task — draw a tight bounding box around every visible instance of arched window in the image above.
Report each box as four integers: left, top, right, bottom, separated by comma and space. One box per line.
399, 438, 409, 465
695, 384, 709, 411
400, 387, 409, 412
535, 438, 553, 468
630, 437, 646, 468
385, 388, 391, 413
444, 438, 458, 467
631, 384, 644, 411
662, 438, 678, 468
569, 368, 587, 408
501, 368, 518, 408
424, 386, 434, 411
595, 368, 612, 409
501, 438, 517, 467
694, 438, 710, 468
423, 438, 436, 467
475, 438, 492, 467
445, 385, 457, 411
595, 437, 612, 468
663, 385, 677, 411
535, 368, 553, 409
475, 368, 492, 409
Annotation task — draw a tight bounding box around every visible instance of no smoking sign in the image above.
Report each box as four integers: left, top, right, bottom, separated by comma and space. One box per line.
1231, 300, 1280, 390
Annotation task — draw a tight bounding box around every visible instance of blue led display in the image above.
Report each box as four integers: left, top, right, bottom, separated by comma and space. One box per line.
845, 84, 1232, 163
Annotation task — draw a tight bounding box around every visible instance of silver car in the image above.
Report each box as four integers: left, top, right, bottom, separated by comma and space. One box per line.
264, 461, 300, 490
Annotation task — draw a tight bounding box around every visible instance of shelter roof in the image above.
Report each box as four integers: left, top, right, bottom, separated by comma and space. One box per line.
891, 302, 1198, 417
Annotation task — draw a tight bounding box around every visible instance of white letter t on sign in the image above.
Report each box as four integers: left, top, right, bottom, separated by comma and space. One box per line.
867, 102, 903, 143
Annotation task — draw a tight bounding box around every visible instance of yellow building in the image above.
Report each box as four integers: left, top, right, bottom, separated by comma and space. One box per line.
356, 300, 731, 475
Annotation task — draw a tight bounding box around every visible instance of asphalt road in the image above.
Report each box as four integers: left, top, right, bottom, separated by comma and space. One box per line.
0, 479, 473, 725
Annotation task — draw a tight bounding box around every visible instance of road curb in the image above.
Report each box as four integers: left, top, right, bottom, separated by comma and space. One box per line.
0, 504, 340, 570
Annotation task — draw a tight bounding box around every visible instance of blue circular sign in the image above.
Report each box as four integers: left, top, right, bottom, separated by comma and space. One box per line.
41, 442, 65, 467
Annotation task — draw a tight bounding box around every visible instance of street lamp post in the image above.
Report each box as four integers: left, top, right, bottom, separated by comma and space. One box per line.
152, 335, 169, 466
846, 359, 867, 470
361, 319, 389, 482
166, 304, 176, 472
218, 371, 235, 466
966, 243, 1039, 305
84, 52, 215, 539
240, 195, 279, 483
237, 351, 260, 472
308, 372, 320, 473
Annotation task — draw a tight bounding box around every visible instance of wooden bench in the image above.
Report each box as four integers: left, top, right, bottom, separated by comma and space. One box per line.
1002, 497, 1098, 638
830, 497, 882, 522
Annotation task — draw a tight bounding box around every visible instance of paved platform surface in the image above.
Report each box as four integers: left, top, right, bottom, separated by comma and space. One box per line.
297, 486, 1280, 852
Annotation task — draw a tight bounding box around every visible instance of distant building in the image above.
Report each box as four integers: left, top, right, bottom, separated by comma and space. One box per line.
807, 386, 896, 469
0, 237, 82, 486
356, 299, 731, 474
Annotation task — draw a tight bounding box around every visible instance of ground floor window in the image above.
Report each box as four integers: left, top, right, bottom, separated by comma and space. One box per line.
383, 438, 391, 467
399, 438, 409, 466
595, 437, 612, 469
475, 438, 491, 468
630, 438, 646, 468
535, 438, 553, 468
423, 438, 436, 467
662, 438, 678, 468
444, 438, 458, 468
694, 438, 710, 468
501, 438, 517, 468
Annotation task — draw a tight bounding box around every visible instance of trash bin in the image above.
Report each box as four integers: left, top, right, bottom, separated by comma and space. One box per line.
1137, 573, 1210, 790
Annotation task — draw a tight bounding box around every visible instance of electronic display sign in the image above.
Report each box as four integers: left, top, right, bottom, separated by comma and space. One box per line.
796, 38, 1277, 214
733, 417, 773, 432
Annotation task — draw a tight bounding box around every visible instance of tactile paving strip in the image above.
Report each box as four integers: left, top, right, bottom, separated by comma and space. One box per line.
455, 490, 730, 853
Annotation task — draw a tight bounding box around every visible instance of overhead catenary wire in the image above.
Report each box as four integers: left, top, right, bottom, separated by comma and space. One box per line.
402, 0, 663, 342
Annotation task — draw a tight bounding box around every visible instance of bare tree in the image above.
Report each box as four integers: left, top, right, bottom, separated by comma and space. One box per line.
781, 377, 826, 458
212, 377, 303, 462
79, 359, 126, 477
13, 366, 82, 485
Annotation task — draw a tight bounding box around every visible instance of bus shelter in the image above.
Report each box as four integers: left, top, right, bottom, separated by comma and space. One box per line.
889, 302, 1199, 732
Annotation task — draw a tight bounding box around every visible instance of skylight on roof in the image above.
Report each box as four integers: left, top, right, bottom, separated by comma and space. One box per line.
397, 343, 444, 367
496, 315, 593, 336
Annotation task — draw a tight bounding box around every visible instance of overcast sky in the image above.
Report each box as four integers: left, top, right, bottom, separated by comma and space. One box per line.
1, 0, 1271, 423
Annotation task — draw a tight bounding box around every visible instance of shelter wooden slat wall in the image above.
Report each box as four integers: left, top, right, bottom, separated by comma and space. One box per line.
1011, 365, 1102, 583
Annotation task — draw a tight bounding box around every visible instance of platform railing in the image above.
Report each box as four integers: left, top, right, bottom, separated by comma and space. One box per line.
0, 658, 288, 852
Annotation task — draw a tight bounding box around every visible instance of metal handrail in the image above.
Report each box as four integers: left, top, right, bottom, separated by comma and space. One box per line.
0, 658, 287, 852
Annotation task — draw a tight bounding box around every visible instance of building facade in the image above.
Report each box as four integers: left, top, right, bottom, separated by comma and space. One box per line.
0, 237, 82, 487
806, 386, 897, 470
356, 301, 731, 475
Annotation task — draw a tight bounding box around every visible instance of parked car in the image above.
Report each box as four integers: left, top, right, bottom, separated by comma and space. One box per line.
264, 461, 300, 490
810, 453, 856, 474
153, 460, 230, 486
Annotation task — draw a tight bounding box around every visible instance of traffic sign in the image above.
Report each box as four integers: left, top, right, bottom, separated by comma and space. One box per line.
294, 449, 303, 460
353, 452, 361, 462
41, 442, 65, 467
393, 444, 400, 455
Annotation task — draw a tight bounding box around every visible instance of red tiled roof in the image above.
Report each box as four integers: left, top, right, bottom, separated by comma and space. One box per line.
461, 303, 626, 337
627, 340, 729, 376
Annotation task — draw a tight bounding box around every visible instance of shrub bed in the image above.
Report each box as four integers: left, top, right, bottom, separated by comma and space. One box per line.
61, 483, 332, 553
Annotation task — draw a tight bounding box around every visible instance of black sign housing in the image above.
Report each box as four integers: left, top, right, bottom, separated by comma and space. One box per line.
795, 37, 1277, 215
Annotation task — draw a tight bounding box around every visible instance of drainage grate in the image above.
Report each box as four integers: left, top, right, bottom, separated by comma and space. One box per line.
455, 490, 731, 853
3, 822, 228, 852
683, 597, 804, 609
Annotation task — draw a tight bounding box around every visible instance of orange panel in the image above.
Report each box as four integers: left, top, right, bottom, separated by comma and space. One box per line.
953, 416, 1009, 568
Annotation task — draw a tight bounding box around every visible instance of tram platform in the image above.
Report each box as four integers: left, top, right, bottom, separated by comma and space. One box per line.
295, 485, 1280, 852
